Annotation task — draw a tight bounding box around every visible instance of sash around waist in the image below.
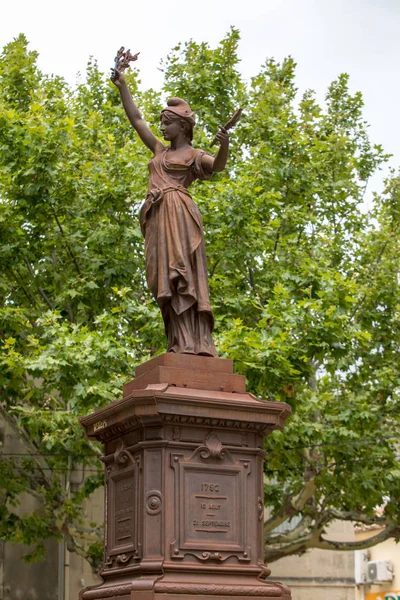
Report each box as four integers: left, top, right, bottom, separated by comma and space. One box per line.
145, 184, 191, 204
140, 185, 201, 236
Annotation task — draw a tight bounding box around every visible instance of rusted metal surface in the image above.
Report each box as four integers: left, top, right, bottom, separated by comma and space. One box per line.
79, 354, 292, 600
124, 366, 246, 395
111, 61, 231, 357
135, 354, 234, 377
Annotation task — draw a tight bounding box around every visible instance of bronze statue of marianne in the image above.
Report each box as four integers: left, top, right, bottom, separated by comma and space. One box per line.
111, 61, 229, 357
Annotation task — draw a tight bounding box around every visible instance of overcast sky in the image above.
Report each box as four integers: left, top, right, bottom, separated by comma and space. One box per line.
2, 0, 400, 191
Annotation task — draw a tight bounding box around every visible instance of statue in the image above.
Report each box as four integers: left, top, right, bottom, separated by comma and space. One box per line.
111, 53, 230, 357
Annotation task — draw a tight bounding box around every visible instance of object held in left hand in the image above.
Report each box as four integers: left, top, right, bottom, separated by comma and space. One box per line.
111, 47, 140, 76
210, 108, 243, 147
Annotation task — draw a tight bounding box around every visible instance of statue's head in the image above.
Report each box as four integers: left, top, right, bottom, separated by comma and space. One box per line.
161, 97, 195, 143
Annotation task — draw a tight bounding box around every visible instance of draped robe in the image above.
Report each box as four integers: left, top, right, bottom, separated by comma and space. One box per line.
139, 147, 216, 356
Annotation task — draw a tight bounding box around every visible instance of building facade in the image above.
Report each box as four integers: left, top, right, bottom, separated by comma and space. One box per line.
270, 520, 356, 600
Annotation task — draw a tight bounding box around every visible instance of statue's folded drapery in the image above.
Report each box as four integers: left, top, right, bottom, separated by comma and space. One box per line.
139, 147, 216, 356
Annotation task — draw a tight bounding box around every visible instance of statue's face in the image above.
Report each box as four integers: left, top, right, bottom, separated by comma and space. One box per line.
160, 114, 181, 141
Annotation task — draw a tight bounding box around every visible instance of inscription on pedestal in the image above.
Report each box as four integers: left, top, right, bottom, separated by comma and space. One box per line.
171, 449, 251, 561
185, 468, 239, 546
107, 452, 140, 560
114, 478, 135, 545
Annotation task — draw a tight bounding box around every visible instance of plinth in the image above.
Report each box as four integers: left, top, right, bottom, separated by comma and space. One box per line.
79, 354, 292, 600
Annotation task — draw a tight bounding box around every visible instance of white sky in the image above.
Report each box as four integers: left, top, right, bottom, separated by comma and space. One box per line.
2, 0, 400, 190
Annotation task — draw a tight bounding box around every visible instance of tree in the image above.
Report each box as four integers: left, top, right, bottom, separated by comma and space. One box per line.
0, 31, 399, 569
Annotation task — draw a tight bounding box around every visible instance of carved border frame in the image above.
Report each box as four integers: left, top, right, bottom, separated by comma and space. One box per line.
170, 437, 251, 563
104, 445, 142, 565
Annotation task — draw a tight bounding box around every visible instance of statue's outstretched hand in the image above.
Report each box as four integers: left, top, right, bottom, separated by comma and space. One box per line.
215, 126, 229, 147
110, 69, 125, 88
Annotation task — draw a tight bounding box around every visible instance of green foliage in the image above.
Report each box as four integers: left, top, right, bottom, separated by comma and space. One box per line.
162, 27, 245, 133
0, 32, 399, 567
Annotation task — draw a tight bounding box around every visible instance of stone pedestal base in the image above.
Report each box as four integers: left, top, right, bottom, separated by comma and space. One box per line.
79, 355, 291, 600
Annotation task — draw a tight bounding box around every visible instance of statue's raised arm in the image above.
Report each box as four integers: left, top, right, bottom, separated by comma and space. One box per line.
111, 50, 164, 155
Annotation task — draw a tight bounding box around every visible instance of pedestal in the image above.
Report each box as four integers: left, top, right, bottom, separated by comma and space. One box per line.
79, 354, 292, 600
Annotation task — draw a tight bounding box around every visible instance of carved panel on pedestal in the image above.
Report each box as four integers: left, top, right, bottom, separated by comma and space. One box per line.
104, 441, 141, 567
170, 432, 251, 563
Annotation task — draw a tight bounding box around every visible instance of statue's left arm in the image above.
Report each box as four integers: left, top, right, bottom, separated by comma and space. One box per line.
201, 127, 229, 173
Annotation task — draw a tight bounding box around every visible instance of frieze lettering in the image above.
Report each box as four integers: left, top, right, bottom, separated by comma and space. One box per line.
162, 413, 267, 432
93, 420, 107, 432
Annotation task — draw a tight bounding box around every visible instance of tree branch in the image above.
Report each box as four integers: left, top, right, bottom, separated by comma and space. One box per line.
23, 257, 55, 310
315, 525, 400, 552
265, 531, 316, 563
326, 507, 391, 527
45, 200, 82, 276
265, 518, 400, 563
2, 459, 47, 498
264, 473, 316, 534
61, 520, 103, 572
8, 267, 39, 309
265, 515, 313, 544
350, 225, 400, 321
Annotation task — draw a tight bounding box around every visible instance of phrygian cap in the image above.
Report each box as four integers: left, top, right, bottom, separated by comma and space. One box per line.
161, 97, 196, 125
